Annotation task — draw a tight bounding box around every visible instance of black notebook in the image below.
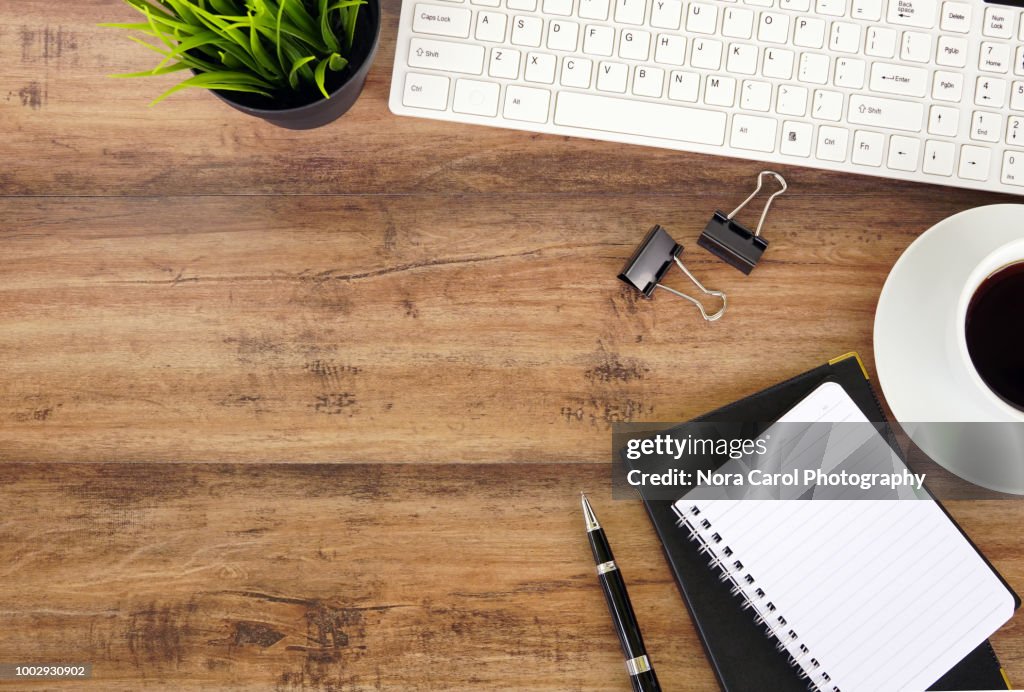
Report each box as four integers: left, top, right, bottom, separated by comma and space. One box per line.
631, 354, 1017, 692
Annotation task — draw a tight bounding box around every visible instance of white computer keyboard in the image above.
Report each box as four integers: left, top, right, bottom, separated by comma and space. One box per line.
389, 0, 1024, 195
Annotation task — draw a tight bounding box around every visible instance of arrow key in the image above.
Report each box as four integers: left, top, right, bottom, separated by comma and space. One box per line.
1008, 115, 1024, 145
958, 144, 992, 181
887, 134, 920, 171
923, 139, 955, 176
975, 77, 1007, 108
928, 105, 959, 136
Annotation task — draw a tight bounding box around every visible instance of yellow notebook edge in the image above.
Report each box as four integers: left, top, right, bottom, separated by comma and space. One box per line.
828, 351, 870, 381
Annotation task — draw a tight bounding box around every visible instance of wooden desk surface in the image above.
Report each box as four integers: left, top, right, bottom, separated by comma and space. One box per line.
1, 1, 1022, 689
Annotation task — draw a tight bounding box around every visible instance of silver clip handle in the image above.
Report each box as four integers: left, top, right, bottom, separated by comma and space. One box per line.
656, 256, 727, 322
727, 171, 787, 237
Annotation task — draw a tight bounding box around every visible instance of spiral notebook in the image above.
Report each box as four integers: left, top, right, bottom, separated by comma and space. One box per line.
672, 381, 1017, 692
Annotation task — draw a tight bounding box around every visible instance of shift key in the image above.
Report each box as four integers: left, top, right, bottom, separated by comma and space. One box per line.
848, 95, 923, 132
409, 38, 485, 74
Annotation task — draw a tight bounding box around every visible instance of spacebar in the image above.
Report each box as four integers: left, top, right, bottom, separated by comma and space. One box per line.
553, 92, 727, 146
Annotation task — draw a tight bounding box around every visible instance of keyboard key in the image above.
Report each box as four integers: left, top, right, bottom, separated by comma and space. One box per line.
816, 0, 846, 16
829, 22, 861, 54
489, 47, 521, 78
887, 0, 937, 28
544, 0, 574, 15
472, 0, 502, 7
780, 0, 810, 9
865, 27, 898, 58
958, 144, 991, 180
983, 6, 1014, 39
781, 120, 813, 156
758, 13, 790, 44
686, 3, 719, 34
834, 58, 865, 89
578, 0, 609, 19
651, 0, 683, 29
887, 135, 920, 170
507, 0, 536, 9
976, 78, 1007, 108
923, 139, 956, 175
561, 56, 593, 87
727, 43, 759, 74
476, 11, 508, 42
504, 85, 551, 122
979, 42, 1010, 74
668, 71, 700, 101
705, 75, 736, 106
812, 89, 844, 121
798, 53, 830, 84
615, 0, 647, 24
691, 39, 724, 70
597, 61, 629, 91
1017, 47, 1024, 77
511, 16, 544, 46
849, 94, 924, 132
547, 20, 580, 51
971, 111, 1002, 142
936, 36, 967, 68
553, 91, 727, 144
583, 25, 615, 55
869, 62, 928, 98
655, 34, 687, 65
940, 1, 970, 33
928, 105, 959, 136
794, 17, 826, 48
763, 48, 795, 79
1013, 82, 1024, 112
740, 80, 773, 110
851, 0, 884, 19
633, 66, 665, 96
732, 114, 778, 151
525, 52, 557, 83
402, 72, 450, 110
852, 130, 885, 166
776, 84, 808, 115
816, 126, 849, 161
453, 78, 500, 115
414, 4, 472, 37
410, 37, 485, 74
619, 29, 651, 60
744, 0, 774, 8
1009, 116, 1024, 145
900, 31, 931, 63
722, 8, 754, 38
852, 0, 883, 20
930, 71, 963, 103
1002, 150, 1024, 186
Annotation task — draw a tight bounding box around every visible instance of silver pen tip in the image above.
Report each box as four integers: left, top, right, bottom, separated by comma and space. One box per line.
581, 492, 600, 532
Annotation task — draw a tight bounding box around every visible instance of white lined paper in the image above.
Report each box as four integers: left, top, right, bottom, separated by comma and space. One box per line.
674, 383, 1015, 692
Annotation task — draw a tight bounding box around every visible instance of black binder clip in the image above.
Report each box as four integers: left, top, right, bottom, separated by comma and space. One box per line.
698, 171, 787, 274
618, 225, 727, 322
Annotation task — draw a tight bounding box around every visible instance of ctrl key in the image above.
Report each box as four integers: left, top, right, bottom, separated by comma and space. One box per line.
1002, 150, 1024, 187
403, 72, 450, 110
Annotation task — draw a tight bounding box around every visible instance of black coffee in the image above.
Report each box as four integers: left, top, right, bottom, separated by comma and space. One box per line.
965, 262, 1024, 412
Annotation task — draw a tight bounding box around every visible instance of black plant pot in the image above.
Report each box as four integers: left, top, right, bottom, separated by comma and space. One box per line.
207, 0, 381, 130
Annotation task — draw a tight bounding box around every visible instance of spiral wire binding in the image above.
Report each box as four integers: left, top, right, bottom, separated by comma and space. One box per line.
674, 504, 841, 692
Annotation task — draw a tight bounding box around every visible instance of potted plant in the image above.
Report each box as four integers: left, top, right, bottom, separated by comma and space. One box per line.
105, 0, 381, 129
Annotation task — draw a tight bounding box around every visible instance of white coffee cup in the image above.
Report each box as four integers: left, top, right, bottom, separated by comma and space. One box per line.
954, 239, 1024, 423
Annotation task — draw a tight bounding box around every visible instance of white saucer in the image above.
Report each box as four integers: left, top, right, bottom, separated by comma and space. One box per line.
874, 204, 1024, 492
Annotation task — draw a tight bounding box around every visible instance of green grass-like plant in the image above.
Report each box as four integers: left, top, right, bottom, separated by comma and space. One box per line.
104, 0, 366, 104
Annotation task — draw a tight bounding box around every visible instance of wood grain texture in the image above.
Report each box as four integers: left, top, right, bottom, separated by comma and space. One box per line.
2, 1, 1023, 689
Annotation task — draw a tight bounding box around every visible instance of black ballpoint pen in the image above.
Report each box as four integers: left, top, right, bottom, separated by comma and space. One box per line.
581, 493, 662, 692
